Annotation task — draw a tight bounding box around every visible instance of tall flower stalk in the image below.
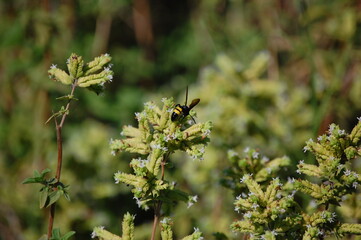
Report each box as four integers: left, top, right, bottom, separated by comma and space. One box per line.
23, 53, 113, 239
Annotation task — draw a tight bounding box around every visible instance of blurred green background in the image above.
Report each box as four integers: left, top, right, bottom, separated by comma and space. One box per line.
1, 0, 361, 239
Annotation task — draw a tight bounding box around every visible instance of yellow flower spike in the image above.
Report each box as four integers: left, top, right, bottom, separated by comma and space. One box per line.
77, 70, 113, 87
84, 53, 112, 75
350, 119, 361, 145
160, 218, 173, 240
338, 223, 361, 236
296, 180, 323, 200
122, 125, 142, 138
234, 197, 253, 210
230, 220, 257, 233
91, 226, 122, 240
114, 172, 147, 189
264, 179, 279, 204
182, 123, 203, 140
122, 212, 135, 240
48, 66, 73, 85
299, 163, 323, 178
67, 53, 84, 78
244, 177, 265, 200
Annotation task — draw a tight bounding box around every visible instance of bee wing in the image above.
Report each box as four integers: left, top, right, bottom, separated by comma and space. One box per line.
188, 98, 200, 110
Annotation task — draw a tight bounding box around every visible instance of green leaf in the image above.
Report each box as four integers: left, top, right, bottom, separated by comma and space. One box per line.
22, 177, 39, 184
63, 191, 71, 201
22, 169, 52, 184
52, 228, 61, 238
39, 187, 48, 208
47, 178, 57, 185
34, 170, 41, 178
49, 229, 75, 240
56, 94, 78, 101
47, 190, 62, 207
40, 168, 52, 177
62, 231, 76, 240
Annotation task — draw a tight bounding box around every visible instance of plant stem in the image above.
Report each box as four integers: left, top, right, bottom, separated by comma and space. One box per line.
151, 201, 162, 240
150, 153, 169, 240
47, 82, 77, 239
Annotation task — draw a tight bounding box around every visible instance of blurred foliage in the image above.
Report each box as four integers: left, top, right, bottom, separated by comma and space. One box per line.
1, 0, 361, 240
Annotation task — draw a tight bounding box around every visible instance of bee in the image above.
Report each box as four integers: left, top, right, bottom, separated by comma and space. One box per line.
171, 86, 200, 123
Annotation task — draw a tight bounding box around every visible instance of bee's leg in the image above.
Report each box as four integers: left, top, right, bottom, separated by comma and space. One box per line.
190, 115, 197, 124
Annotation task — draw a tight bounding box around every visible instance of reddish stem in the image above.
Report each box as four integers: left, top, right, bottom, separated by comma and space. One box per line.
47, 82, 77, 238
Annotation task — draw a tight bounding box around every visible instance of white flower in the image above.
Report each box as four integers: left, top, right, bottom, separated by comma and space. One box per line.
160, 217, 171, 224
248, 191, 255, 197
50, 64, 57, 69
199, 146, 205, 153
234, 206, 240, 213
303, 145, 310, 153
328, 124, 335, 133
202, 129, 211, 137
288, 177, 296, 184
114, 171, 122, 184
244, 212, 252, 218
338, 129, 346, 135
252, 151, 259, 159
163, 135, 171, 142
299, 160, 305, 165
135, 112, 141, 120
228, 150, 239, 157
261, 156, 269, 163
91, 226, 105, 238
133, 196, 142, 208
251, 203, 259, 209
344, 169, 351, 176
187, 195, 198, 208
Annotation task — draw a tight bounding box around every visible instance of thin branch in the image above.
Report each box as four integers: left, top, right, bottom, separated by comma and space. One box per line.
47, 82, 77, 238
151, 201, 161, 240
151, 152, 170, 240
59, 82, 77, 128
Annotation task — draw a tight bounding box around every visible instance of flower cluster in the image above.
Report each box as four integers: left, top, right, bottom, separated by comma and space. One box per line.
110, 98, 212, 209
231, 118, 361, 239
231, 176, 303, 239
296, 122, 361, 205
222, 147, 290, 196
48, 53, 113, 93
